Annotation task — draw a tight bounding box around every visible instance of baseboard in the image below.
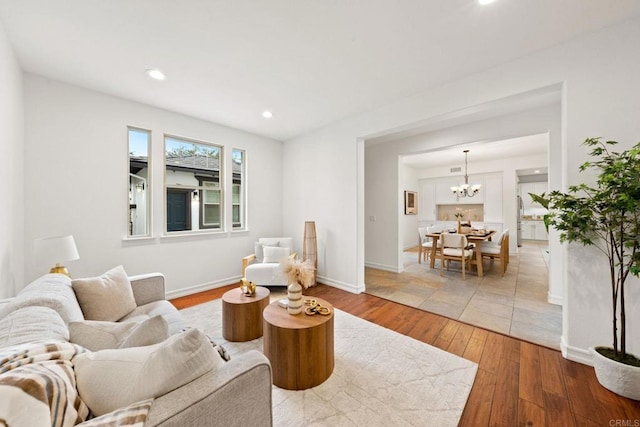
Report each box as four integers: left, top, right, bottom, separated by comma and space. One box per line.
317, 275, 364, 294
561, 336, 593, 366
166, 276, 241, 299
166, 274, 363, 299
364, 261, 402, 273
547, 292, 563, 306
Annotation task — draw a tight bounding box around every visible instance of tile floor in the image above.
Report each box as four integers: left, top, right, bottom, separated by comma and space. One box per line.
364, 240, 562, 350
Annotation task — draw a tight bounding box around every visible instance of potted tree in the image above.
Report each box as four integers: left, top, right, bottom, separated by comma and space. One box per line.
536, 137, 640, 400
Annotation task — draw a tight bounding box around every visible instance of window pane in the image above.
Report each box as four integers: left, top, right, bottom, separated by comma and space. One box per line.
204, 189, 220, 203
232, 185, 240, 203
204, 205, 220, 225
232, 205, 240, 223
165, 136, 223, 232
232, 149, 245, 229
128, 128, 150, 237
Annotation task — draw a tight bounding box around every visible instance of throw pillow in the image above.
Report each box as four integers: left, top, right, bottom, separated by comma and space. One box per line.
70, 321, 137, 351
120, 316, 169, 348
76, 398, 154, 427
72, 265, 137, 321
254, 241, 279, 263
263, 246, 290, 263
69, 315, 169, 351
73, 328, 222, 416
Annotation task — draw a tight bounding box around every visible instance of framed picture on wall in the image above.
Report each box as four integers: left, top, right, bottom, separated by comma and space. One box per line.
404, 191, 417, 215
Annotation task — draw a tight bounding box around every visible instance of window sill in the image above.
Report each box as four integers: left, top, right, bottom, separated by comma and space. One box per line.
160, 230, 228, 241
230, 228, 250, 236
122, 235, 156, 243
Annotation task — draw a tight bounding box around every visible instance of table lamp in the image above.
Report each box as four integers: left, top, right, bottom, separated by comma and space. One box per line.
34, 235, 80, 277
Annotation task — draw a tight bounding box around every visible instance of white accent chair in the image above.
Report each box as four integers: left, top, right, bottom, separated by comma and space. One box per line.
242, 237, 295, 287
480, 229, 510, 277
439, 233, 475, 280
418, 226, 441, 264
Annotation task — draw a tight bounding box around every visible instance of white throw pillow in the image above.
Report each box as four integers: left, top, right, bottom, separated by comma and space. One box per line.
76, 398, 153, 426
120, 315, 169, 348
69, 315, 169, 351
263, 246, 290, 263
73, 328, 222, 416
72, 265, 137, 321
254, 241, 279, 263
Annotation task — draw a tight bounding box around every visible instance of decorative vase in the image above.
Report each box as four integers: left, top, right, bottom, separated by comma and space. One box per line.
457, 219, 462, 234
287, 282, 303, 315
590, 346, 640, 400
303, 221, 318, 286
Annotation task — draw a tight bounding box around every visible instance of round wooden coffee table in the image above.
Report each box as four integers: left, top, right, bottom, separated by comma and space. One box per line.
263, 297, 334, 390
222, 286, 270, 342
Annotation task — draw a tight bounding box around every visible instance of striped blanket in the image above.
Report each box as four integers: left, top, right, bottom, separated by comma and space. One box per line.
0, 341, 155, 427
0, 341, 90, 427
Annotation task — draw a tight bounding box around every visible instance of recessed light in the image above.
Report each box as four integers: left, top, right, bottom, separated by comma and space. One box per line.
262, 110, 273, 119
534, 170, 541, 174
146, 68, 166, 81
478, 0, 495, 5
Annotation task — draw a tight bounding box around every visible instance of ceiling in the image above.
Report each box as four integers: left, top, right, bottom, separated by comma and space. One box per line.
1, 1, 639, 141
402, 133, 548, 174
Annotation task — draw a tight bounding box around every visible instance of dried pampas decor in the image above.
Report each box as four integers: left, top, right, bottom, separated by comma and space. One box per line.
281, 257, 316, 289
282, 257, 315, 315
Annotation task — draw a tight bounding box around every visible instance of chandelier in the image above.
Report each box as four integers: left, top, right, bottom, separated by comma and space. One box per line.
451, 150, 481, 198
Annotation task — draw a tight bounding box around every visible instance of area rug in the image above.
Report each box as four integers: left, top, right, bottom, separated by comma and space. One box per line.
180, 298, 478, 426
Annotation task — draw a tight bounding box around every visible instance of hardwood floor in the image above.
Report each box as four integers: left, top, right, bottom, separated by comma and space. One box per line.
171, 283, 640, 426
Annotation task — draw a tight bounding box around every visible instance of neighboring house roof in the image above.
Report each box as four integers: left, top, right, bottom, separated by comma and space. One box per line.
130, 155, 242, 174
165, 154, 219, 171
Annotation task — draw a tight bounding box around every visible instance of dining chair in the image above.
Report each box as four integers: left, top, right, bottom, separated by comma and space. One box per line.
439, 233, 475, 280
479, 229, 509, 276
418, 226, 441, 264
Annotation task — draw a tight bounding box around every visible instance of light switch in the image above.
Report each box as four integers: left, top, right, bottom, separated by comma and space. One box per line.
369, 215, 376, 222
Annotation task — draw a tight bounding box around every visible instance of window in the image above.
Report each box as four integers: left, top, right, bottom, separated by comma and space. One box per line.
164, 136, 223, 233
128, 127, 150, 237
200, 179, 221, 228
232, 149, 245, 229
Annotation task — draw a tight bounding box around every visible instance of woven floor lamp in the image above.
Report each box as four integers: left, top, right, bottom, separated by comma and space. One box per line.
303, 221, 318, 286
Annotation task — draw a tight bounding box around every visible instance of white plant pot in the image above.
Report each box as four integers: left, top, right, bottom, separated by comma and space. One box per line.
590, 346, 640, 400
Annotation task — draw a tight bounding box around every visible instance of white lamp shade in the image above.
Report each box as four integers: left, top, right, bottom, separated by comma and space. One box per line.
34, 235, 80, 266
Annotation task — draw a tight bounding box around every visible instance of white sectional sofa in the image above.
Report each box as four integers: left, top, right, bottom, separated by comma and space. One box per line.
0, 270, 273, 427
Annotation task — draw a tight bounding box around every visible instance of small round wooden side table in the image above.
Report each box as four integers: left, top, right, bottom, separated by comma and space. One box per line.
263, 297, 334, 390
222, 286, 270, 342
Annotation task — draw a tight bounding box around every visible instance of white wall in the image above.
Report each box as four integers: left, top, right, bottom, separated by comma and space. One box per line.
23, 75, 283, 297
400, 165, 419, 252
0, 22, 24, 299
281, 126, 361, 292
283, 18, 640, 362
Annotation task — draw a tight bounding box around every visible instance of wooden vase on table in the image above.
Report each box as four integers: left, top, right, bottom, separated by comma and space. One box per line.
457, 219, 462, 234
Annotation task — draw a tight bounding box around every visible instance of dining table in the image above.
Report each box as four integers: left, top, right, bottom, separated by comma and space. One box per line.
426, 229, 496, 277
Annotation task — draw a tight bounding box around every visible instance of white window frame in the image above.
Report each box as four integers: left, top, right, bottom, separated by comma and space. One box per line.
164, 134, 224, 234
127, 127, 151, 238
232, 148, 246, 229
